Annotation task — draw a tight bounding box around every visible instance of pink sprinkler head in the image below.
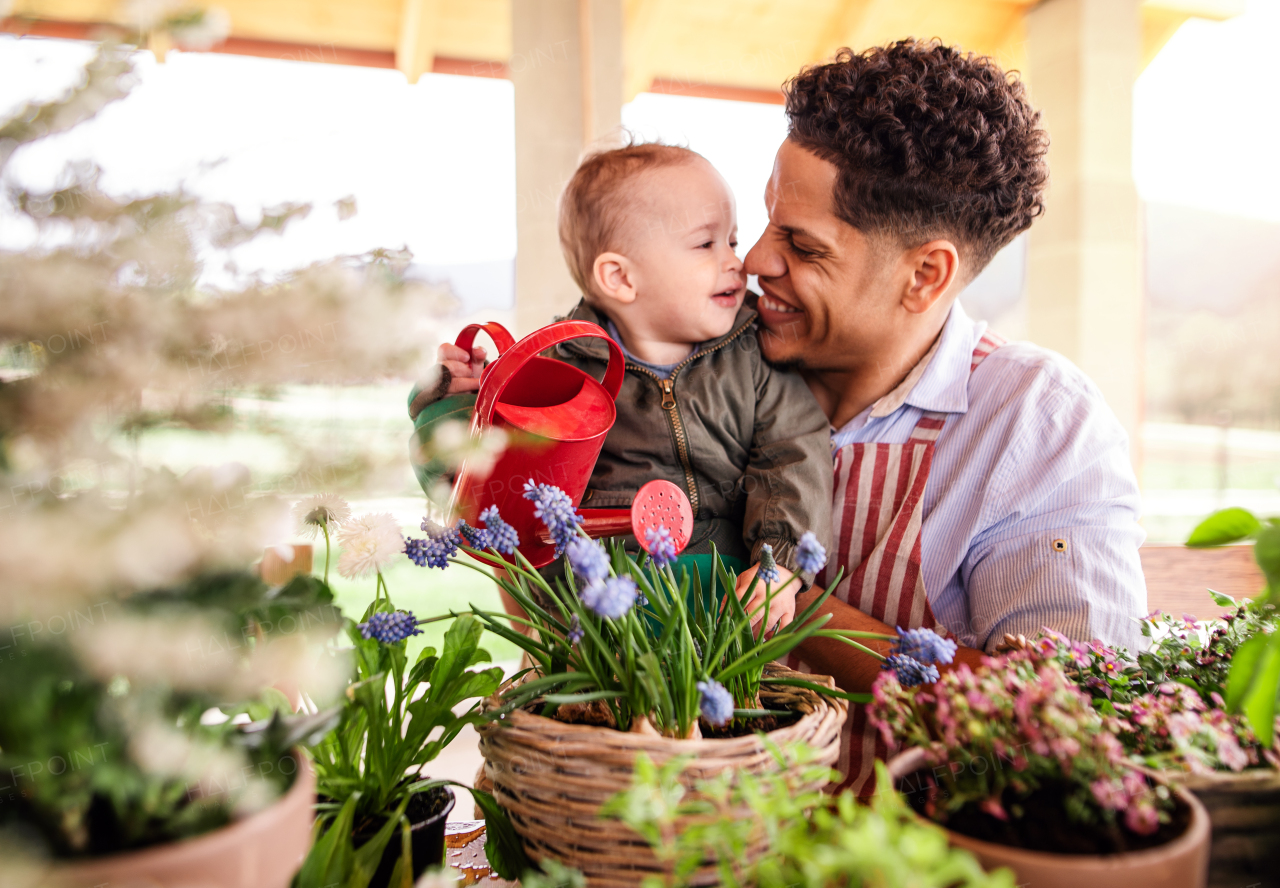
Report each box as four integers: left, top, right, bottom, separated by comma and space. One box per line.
630, 480, 693, 559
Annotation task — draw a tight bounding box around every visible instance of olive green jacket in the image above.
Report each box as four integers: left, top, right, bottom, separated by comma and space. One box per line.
409, 297, 832, 575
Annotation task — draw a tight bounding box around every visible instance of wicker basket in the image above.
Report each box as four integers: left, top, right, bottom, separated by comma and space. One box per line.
476, 664, 846, 887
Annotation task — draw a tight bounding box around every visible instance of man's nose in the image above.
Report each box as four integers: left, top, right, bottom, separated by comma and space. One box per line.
744, 234, 783, 279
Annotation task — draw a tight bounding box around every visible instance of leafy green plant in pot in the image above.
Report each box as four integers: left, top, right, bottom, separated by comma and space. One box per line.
293, 503, 520, 888
872, 651, 1212, 888
593, 747, 1015, 888
399, 482, 956, 884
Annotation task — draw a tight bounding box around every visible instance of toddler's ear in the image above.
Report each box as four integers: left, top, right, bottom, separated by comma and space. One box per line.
592, 252, 638, 306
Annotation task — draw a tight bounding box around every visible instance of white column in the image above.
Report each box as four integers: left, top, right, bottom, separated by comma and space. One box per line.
512, 0, 623, 336
1025, 0, 1144, 468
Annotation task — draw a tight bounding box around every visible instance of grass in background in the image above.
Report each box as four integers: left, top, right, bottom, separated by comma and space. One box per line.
319, 546, 523, 668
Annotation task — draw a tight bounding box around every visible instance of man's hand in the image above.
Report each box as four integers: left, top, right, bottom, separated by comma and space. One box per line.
438, 342, 487, 394
735, 562, 802, 634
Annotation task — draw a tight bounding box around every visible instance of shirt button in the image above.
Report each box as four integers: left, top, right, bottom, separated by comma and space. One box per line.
1052, 539, 1068, 553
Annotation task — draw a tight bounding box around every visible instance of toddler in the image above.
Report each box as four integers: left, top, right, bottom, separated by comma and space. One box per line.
410, 143, 832, 627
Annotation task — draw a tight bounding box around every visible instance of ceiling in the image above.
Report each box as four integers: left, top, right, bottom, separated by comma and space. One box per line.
5, 0, 1245, 101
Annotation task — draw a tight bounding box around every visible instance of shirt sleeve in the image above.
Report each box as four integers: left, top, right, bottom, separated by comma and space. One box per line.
740, 359, 834, 582
960, 378, 1147, 654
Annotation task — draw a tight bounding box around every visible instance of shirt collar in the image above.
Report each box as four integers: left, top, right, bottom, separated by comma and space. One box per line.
867, 301, 985, 419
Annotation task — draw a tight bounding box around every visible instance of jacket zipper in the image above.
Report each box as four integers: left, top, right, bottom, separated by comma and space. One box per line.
625, 321, 752, 517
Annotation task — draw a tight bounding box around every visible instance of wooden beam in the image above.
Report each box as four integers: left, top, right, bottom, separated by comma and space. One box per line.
396, 0, 441, 83
0, 17, 508, 77
647, 77, 784, 105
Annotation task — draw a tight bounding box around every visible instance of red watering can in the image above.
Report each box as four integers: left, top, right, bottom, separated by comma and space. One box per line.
450, 321, 692, 567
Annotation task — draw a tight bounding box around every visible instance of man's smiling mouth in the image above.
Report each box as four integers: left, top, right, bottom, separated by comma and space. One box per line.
760, 294, 801, 314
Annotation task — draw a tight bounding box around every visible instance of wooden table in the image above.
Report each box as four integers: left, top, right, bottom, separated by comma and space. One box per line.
443, 821, 517, 886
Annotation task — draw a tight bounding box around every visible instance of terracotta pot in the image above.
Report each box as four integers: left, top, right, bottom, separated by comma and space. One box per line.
44, 750, 316, 888
1165, 767, 1280, 888
886, 748, 1211, 888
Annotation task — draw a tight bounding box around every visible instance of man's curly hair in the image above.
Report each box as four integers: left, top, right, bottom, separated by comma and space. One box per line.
784, 39, 1048, 275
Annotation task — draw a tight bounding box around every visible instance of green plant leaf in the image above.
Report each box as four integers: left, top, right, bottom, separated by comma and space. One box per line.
1209, 588, 1237, 608
1254, 522, 1280, 589
465, 785, 532, 880
1186, 507, 1261, 547
1241, 632, 1280, 748
1226, 634, 1269, 711
293, 793, 358, 888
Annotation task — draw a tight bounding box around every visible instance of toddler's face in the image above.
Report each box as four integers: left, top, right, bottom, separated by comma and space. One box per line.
620, 159, 746, 345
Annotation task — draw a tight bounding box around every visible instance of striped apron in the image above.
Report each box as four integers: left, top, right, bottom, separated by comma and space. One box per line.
788, 330, 1005, 795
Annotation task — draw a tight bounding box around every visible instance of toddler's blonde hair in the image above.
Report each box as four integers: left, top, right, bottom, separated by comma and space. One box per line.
557, 141, 703, 299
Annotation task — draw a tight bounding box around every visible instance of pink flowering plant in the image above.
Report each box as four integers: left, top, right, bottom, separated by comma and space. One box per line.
870, 652, 1176, 847
1033, 617, 1279, 775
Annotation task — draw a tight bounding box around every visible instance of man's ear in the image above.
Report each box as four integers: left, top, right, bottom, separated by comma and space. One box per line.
592, 252, 639, 306
902, 240, 961, 315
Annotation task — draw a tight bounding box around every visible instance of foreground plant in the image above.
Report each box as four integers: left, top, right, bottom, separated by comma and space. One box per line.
408, 482, 954, 738
871, 652, 1177, 851
0, 570, 344, 857
600, 749, 1014, 888
1183, 506, 1280, 747
0, 39, 453, 872
296, 507, 524, 888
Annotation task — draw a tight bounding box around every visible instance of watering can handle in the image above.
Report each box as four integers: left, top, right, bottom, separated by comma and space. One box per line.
454, 322, 517, 358
471, 320, 625, 427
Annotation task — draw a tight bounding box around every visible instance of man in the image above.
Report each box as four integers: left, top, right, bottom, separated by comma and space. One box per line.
747, 40, 1145, 791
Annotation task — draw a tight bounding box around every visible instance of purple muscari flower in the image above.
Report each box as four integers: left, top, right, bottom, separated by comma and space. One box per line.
891, 627, 958, 666
697, 679, 735, 727
757, 544, 780, 585
566, 614, 584, 646
795, 531, 827, 575
455, 519, 491, 551
479, 506, 520, 555
644, 525, 678, 569
883, 654, 940, 688
566, 537, 610, 585
407, 521, 460, 569
358, 610, 422, 644
580, 576, 637, 620
523, 481, 583, 556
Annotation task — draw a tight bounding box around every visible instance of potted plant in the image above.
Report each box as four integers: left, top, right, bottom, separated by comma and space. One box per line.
871, 651, 1211, 888
591, 748, 1015, 888
0, 36, 450, 887
1026, 506, 1280, 888
0, 565, 347, 888
404, 482, 956, 884
293, 503, 522, 888
1027, 504, 1280, 888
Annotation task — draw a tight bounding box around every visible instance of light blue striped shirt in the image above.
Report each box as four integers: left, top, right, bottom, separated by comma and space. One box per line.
830, 302, 1147, 653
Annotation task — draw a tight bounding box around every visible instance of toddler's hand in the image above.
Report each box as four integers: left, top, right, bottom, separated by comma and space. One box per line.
735, 562, 801, 634
437, 341, 487, 394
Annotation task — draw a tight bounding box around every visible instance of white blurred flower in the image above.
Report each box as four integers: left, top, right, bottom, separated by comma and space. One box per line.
429, 421, 508, 479
336, 513, 404, 579
293, 493, 353, 538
